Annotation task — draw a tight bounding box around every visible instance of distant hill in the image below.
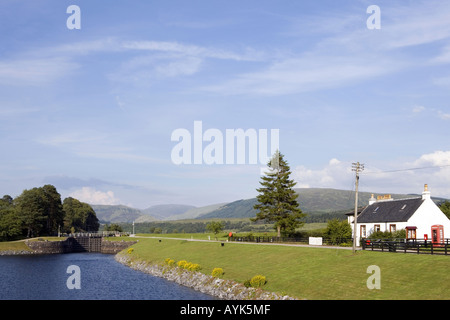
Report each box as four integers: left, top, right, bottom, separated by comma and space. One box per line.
196, 188, 447, 220
199, 199, 258, 219
92, 203, 225, 223
91, 205, 149, 223
168, 203, 226, 220
141, 204, 196, 220
91, 188, 449, 223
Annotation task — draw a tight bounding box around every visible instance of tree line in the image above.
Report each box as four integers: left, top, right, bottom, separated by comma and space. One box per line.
0, 184, 99, 241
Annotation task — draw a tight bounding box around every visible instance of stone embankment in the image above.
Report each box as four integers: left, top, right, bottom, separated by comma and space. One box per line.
0, 238, 137, 255
115, 253, 297, 300
0, 249, 34, 256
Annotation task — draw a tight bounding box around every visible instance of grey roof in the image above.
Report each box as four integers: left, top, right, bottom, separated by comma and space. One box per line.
356, 197, 424, 223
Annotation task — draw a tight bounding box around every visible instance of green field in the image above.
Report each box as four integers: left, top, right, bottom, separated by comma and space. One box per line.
0, 240, 32, 252
127, 236, 450, 300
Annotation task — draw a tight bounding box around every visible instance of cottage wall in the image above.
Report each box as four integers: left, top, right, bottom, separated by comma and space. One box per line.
407, 198, 450, 239
352, 185, 450, 244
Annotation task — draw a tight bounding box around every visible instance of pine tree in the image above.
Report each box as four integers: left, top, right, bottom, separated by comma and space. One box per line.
252, 151, 305, 237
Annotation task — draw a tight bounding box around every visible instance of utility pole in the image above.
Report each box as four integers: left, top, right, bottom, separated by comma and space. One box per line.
352, 162, 364, 254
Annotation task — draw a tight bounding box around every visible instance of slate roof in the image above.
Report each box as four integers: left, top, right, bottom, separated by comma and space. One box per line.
356, 197, 425, 223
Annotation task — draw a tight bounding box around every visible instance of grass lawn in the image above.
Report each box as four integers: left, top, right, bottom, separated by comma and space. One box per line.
0, 240, 33, 252
127, 237, 450, 300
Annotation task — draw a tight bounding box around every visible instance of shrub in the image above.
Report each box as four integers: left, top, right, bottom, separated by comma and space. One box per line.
187, 263, 201, 272
212, 267, 224, 277
184, 262, 193, 269
165, 258, 175, 266
127, 248, 134, 254
250, 275, 267, 288
177, 260, 188, 268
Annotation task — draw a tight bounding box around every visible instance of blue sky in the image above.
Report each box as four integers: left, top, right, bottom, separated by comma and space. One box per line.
1, 0, 450, 209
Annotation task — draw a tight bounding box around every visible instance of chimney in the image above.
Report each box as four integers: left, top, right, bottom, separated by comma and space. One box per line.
369, 194, 377, 205
422, 184, 431, 200
377, 194, 393, 201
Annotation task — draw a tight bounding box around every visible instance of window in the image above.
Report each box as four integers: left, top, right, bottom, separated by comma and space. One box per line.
360, 225, 367, 238
374, 224, 380, 232
389, 224, 396, 233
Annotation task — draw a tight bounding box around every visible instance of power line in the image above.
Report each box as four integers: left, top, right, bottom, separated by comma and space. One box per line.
362, 164, 450, 175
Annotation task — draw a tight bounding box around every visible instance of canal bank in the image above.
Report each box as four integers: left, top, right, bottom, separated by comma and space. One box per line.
0, 237, 137, 255
114, 252, 296, 300
1, 238, 296, 300
0, 252, 214, 300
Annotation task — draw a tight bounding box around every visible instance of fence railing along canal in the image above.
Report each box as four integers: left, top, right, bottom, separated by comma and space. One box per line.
362, 238, 450, 255
228, 235, 352, 246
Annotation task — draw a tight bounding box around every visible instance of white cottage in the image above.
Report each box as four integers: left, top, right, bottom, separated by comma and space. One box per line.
349, 184, 450, 244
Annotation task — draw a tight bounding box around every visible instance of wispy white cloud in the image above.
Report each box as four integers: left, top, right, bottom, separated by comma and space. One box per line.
198, 0, 450, 96
0, 57, 78, 86
202, 54, 397, 96
412, 106, 426, 113
292, 150, 450, 199
293, 158, 353, 190
413, 150, 450, 167
69, 187, 121, 205
409, 106, 450, 121
379, 4, 450, 49
121, 40, 265, 61
36, 130, 166, 164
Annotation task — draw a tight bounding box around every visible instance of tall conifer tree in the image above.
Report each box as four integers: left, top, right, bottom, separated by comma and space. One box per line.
252, 151, 305, 237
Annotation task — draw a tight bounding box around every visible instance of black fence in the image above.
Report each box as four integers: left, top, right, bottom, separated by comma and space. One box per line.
362, 238, 450, 255
228, 236, 353, 246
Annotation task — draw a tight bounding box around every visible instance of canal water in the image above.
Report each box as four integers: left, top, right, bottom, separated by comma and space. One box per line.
0, 253, 214, 300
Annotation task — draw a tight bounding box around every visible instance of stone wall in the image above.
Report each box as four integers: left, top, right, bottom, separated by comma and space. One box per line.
101, 239, 137, 254
22, 238, 137, 254
25, 239, 68, 254
115, 253, 297, 300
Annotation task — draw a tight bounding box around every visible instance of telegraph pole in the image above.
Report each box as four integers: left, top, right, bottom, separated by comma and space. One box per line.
352, 162, 364, 254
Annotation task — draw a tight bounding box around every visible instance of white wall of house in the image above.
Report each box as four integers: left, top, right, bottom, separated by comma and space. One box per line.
357, 221, 408, 240
351, 185, 450, 244
407, 197, 450, 239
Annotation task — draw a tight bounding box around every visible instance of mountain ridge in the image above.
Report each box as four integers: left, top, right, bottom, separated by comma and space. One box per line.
91, 188, 449, 223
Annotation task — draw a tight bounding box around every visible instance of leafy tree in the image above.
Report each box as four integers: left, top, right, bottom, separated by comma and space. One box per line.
252, 151, 305, 237
41, 185, 64, 235
63, 197, 99, 233
12, 185, 64, 237
15, 188, 47, 238
206, 221, 225, 239
0, 195, 22, 241
104, 223, 123, 232
439, 200, 450, 220
324, 219, 352, 245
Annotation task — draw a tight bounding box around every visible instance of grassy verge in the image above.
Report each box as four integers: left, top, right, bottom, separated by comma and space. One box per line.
127, 237, 450, 300
0, 240, 33, 252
